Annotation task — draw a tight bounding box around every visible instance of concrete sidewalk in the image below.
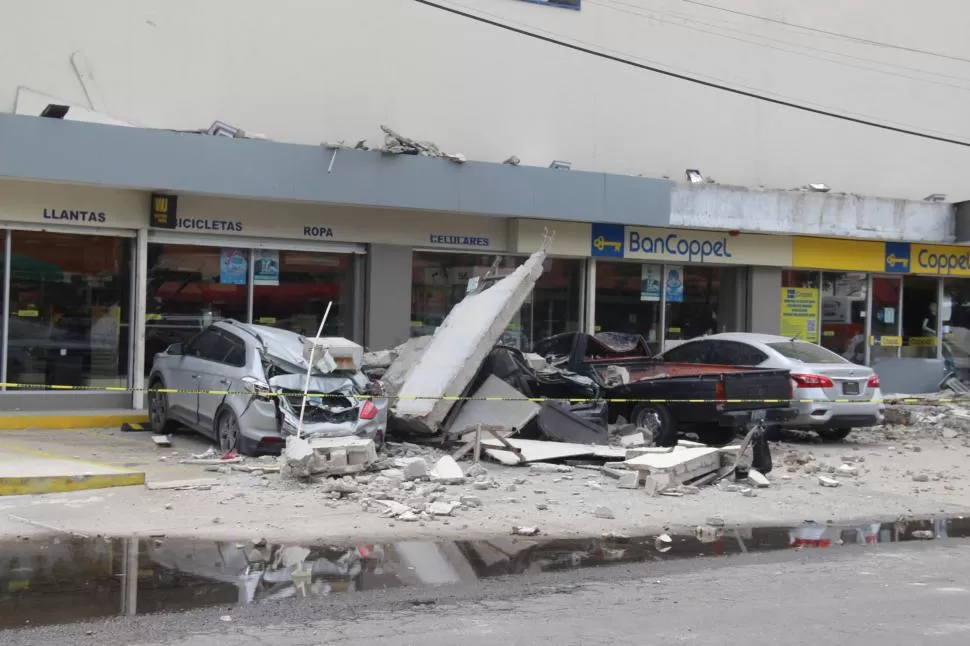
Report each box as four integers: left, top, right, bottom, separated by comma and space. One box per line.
0, 450, 144, 496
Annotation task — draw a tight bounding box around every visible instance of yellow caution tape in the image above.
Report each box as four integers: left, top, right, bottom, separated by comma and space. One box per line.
0, 382, 955, 405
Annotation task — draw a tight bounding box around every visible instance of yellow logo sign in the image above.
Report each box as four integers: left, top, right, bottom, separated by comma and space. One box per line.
593, 235, 622, 253
153, 196, 170, 214
885, 253, 909, 269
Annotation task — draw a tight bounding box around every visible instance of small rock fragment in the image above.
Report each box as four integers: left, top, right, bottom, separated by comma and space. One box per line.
512, 525, 540, 536
913, 473, 930, 482
465, 463, 488, 478
593, 505, 615, 519
654, 533, 673, 552
460, 495, 483, 508
220, 615, 233, 623
942, 429, 958, 440
398, 511, 419, 522
836, 464, 858, 476
706, 516, 726, 527
911, 530, 934, 539
429, 501, 459, 516
818, 475, 840, 488
430, 456, 465, 484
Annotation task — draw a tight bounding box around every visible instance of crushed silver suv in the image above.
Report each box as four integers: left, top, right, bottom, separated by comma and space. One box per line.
147, 320, 387, 455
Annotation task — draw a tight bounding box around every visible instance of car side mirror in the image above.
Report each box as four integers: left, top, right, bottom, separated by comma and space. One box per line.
167, 342, 184, 356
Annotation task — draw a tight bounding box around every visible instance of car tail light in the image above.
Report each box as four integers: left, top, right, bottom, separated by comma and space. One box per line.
791, 373, 834, 389
260, 436, 284, 445
714, 381, 725, 401
867, 374, 880, 388
359, 399, 378, 420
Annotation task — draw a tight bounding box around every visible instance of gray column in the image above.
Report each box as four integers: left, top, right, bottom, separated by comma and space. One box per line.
132, 228, 148, 410
365, 245, 413, 350
748, 267, 782, 335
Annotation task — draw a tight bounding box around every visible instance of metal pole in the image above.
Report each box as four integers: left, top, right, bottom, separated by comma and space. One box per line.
132, 229, 149, 409
1, 230, 11, 390
297, 301, 333, 438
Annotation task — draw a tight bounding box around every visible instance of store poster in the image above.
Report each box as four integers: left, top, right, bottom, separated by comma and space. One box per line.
780, 287, 820, 343
664, 266, 684, 303
253, 250, 280, 286
220, 249, 248, 285
640, 264, 662, 302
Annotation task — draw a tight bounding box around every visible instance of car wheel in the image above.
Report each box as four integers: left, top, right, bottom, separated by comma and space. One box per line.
817, 428, 852, 442
147, 377, 176, 434
629, 403, 678, 447
216, 407, 248, 455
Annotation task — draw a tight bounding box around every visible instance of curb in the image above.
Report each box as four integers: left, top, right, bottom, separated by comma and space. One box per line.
0, 412, 149, 431
0, 471, 146, 496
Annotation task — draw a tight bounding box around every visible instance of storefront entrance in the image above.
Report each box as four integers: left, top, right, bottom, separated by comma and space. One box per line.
145, 240, 361, 375
594, 261, 746, 353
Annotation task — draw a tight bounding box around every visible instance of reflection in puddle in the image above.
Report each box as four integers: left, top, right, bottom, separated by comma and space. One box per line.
1, 516, 967, 629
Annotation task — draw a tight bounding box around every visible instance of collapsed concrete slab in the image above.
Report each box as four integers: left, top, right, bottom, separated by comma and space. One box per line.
448, 375, 540, 438
624, 446, 720, 486
393, 244, 549, 434
280, 436, 377, 479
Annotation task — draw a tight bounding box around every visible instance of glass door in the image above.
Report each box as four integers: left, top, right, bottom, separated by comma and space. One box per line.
869, 276, 902, 364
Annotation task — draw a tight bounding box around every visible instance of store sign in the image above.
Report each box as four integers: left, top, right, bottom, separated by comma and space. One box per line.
428, 234, 490, 247
912, 243, 970, 277
178, 218, 243, 232
303, 226, 335, 238
148, 193, 177, 229
590, 223, 624, 257
42, 208, 107, 224
628, 229, 732, 263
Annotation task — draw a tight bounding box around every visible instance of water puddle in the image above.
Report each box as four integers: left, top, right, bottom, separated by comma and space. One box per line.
2, 515, 968, 629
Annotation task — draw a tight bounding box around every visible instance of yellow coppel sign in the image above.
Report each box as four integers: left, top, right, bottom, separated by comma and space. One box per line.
791, 237, 885, 272
910, 243, 970, 277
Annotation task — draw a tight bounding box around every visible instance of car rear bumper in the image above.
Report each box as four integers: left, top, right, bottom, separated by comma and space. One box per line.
785, 400, 885, 429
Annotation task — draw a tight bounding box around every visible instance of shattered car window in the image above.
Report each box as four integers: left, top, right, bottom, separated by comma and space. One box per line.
593, 332, 643, 353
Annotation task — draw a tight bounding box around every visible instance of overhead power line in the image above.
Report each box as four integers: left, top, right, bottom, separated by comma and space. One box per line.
681, 0, 970, 65
411, 0, 970, 148
592, 0, 970, 88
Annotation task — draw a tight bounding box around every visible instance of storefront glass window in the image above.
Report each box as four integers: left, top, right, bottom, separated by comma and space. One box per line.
901, 276, 940, 359
145, 244, 247, 373
594, 261, 662, 353
252, 250, 354, 338
821, 272, 867, 364
942, 278, 970, 381
870, 276, 902, 364
8, 231, 132, 389
665, 266, 735, 343
410, 252, 581, 351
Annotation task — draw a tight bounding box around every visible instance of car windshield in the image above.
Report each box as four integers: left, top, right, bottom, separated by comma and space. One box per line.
768, 341, 847, 364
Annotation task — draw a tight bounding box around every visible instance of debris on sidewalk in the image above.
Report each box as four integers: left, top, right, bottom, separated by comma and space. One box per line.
280, 436, 378, 479
152, 435, 172, 448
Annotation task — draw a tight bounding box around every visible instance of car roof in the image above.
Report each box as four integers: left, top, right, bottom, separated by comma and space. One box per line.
687, 332, 814, 345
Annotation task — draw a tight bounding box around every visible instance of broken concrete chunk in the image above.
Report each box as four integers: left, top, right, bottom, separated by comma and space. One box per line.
911, 530, 934, 540
465, 463, 488, 479
511, 526, 540, 536
747, 470, 770, 488
616, 471, 640, 489
529, 463, 574, 474
654, 533, 673, 552
912, 473, 930, 482
376, 500, 410, 516
430, 456, 465, 484
403, 458, 429, 481
392, 245, 548, 434
836, 464, 858, 476
460, 495, 483, 508
818, 475, 841, 487
429, 501, 459, 516
619, 432, 648, 448
942, 429, 958, 439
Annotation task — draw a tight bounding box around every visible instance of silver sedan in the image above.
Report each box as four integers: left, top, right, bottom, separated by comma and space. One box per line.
146, 320, 388, 455
659, 332, 884, 441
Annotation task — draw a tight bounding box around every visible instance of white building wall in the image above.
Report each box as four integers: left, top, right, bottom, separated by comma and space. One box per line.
0, 0, 968, 203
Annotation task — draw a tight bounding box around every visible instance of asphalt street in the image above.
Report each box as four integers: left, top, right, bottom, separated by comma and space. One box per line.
5, 539, 970, 645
